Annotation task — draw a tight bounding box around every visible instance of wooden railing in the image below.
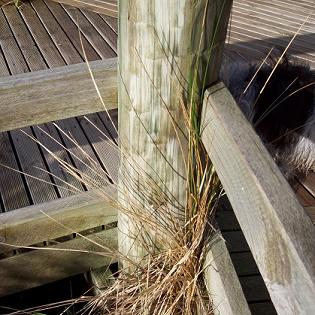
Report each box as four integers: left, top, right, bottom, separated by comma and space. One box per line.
0, 58, 117, 132
201, 82, 315, 315
1, 58, 315, 312
0, 187, 117, 296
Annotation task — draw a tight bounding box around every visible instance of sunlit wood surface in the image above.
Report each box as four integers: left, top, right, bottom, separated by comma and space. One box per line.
0, 0, 314, 309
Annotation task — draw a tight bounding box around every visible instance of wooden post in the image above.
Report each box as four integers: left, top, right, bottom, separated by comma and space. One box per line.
118, 0, 232, 264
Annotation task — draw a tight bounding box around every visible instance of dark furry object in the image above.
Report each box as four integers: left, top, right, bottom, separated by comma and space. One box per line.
221, 53, 315, 178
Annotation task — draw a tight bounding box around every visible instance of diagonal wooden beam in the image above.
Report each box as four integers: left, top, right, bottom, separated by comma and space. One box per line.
201, 82, 315, 315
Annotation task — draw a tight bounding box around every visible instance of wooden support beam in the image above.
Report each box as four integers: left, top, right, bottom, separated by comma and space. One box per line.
204, 233, 251, 315
0, 58, 117, 132
0, 187, 117, 253
118, 0, 232, 266
51, 0, 118, 17
0, 227, 117, 297
201, 82, 315, 315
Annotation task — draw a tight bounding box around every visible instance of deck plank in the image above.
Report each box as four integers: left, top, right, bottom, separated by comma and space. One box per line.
0, 9, 29, 74
30, 0, 83, 65
33, 122, 85, 197
230, 22, 315, 57
19, 1, 65, 68
82, 9, 117, 53
55, 117, 110, 189
0, 132, 30, 211
100, 15, 118, 33
233, 0, 315, 26
230, 252, 259, 276
0, 48, 9, 76
44, 0, 100, 61
229, 0, 315, 67
2, 4, 47, 71
63, 4, 116, 59
78, 113, 119, 184
98, 109, 118, 140
0, 227, 117, 297
300, 172, 315, 199
10, 127, 58, 204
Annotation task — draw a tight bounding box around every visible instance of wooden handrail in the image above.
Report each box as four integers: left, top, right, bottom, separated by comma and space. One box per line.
201, 82, 315, 315
0, 58, 118, 132
0, 186, 117, 253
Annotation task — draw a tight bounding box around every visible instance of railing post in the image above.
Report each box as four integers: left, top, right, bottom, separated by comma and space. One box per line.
118, 0, 232, 266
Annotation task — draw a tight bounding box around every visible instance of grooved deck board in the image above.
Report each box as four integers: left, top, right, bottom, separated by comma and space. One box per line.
2, 4, 46, 71
30, 0, 83, 65
98, 109, 118, 140
81, 9, 117, 53
62, 4, 116, 59
44, 0, 100, 61
0, 9, 29, 74
101, 15, 117, 33
228, 0, 315, 67
0, 48, 9, 76
78, 113, 119, 184
19, 1, 65, 68
0, 132, 30, 211
55, 117, 110, 189
230, 252, 259, 276
239, 276, 273, 302
10, 127, 58, 204
249, 302, 278, 315
33, 122, 85, 197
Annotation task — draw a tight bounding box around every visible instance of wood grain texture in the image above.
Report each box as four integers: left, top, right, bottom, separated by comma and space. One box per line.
228, 0, 315, 68
0, 58, 117, 131
101, 14, 117, 33
62, 4, 116, 59
78, 113, 119, 184
0, 132, 30, 211
51, 0, 118, 18
44, 0, 100, 61
10, 127, 58, 204
0, 8, 29, 74
201, 83, 315, 315
33, 122, 85, 197
118, 0, 232, 267
81, 9, 117, 53
2, 3, 47, 72
204, 232, 251, 315
55, 116, 111, 189
0, 48, 9, 76
0, 227, 117, 297
0, 187, 117, 253
19, 1, 65, 68
30, 0, 83, 65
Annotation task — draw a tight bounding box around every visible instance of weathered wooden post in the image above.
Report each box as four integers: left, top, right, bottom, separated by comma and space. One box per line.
118, 0, 232, 265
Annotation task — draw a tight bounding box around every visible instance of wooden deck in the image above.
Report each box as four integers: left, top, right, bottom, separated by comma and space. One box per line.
0, 0, 314, 312
225, 0, 315, 68
0, 0, 118, 212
